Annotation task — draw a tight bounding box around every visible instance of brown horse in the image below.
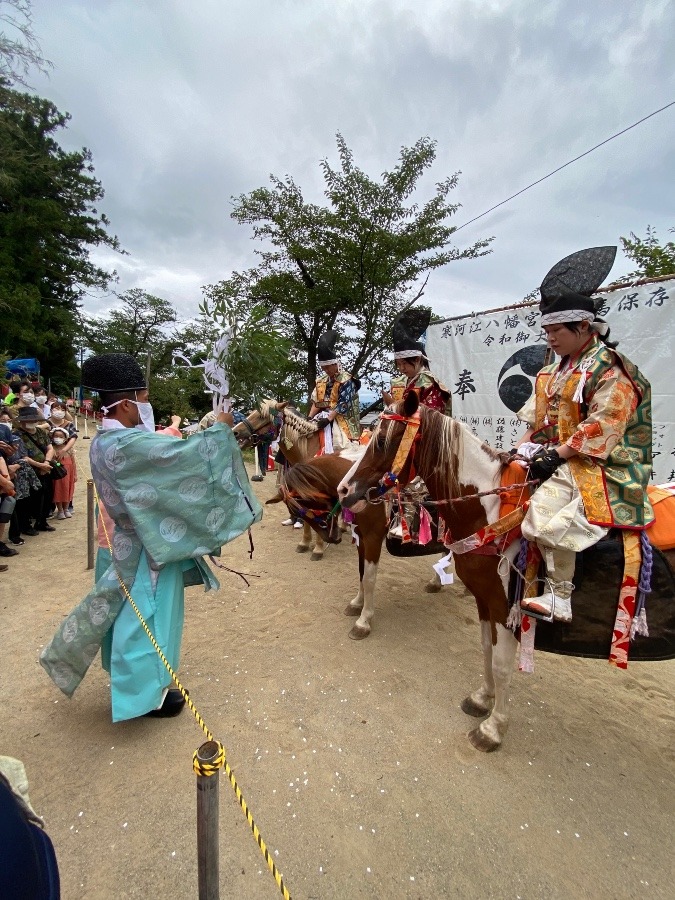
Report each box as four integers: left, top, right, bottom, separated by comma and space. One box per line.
277, 455, 389, 637
233, 400, 361, 560
337, 391, 675, 751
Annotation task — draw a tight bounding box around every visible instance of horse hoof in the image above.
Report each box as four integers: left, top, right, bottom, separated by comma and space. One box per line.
296, 545, 310, 553
344, 605, 363, 617
468, 725, 500, 753
424, 582, 442, 593
461, 696, 491, 718
348, 624, 371, 640
310, 552, 324, 561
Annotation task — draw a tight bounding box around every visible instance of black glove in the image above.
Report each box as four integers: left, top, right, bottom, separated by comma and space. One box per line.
314, 416, 331, 429
528, 448, 563, 483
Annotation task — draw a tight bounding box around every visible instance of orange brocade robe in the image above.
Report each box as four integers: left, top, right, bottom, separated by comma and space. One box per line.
524, 335, 654, 529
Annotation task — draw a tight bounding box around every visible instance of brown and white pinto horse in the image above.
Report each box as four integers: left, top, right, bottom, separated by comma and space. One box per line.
280, 455, 389, 637
338, 391, 524, 752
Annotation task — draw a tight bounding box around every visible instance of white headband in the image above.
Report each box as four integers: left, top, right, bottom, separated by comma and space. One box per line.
540, 310, 594, 327
319, 358, 338, 367
393, 350, 424, 360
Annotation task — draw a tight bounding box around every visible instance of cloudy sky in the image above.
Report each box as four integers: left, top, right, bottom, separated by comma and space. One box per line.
24, 0, 675, 322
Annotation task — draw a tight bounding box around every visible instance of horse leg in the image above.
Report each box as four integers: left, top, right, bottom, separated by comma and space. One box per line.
424, 569, 443, 593
344, 546, 365, 618
467, 623, 518, 752
461, 620, 495, 716
295, 521, 312, 554
348, 532, 381, 640
310, 533, 326, 561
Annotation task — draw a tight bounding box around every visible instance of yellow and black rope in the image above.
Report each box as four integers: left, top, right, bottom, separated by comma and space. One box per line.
95, 487, 291, 899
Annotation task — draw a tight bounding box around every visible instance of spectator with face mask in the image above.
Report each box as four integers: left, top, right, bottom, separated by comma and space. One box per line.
34, 386, 50, 419
15, 407, 55, 533
50, 422, 77, 519
7, 383, 39, 425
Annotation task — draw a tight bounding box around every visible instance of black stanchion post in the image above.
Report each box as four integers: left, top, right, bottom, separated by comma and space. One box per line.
196, 740, 221, 900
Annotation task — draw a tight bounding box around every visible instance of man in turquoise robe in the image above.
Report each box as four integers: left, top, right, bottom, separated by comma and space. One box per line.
40, 353, 262, 722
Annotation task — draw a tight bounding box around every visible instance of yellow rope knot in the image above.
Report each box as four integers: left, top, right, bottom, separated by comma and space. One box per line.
193, 741, 225, 777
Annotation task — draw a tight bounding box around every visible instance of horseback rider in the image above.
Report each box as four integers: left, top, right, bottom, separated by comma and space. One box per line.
517, 246, 654, 623
308, 329, 361, 452
382, 309, 452, 414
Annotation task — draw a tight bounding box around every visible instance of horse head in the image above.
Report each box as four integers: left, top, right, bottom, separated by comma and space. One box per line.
281, 458, 345, 544
232, 398, 285, 449
338, 391, 422, 511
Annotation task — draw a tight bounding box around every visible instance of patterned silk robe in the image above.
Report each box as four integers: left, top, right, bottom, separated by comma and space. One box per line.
519, 334, 653, 530
40, 422, 262, 721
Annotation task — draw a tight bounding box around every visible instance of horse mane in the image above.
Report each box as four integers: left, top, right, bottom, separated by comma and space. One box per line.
382, 405, 501, 492
260, 398, 281, 418
283, 461, 337, 506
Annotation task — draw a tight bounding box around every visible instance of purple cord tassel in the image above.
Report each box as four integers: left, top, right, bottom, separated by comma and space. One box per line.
631, 532, 652, 639
506, 538, 529, 631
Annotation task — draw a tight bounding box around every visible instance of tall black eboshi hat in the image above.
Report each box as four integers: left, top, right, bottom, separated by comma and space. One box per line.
317, 330, 340, 366
81, 353, 146, 392
392, 308, 431, 359
539, 246, 617, 325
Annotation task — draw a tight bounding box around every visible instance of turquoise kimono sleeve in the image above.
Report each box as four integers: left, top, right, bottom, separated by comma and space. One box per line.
91, 423, 263, 565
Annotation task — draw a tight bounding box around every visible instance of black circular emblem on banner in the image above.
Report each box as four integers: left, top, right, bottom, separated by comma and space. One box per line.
497, 345, 548, 413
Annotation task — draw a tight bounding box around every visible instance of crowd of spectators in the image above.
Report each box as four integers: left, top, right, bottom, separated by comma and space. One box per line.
0, 378, 78, 572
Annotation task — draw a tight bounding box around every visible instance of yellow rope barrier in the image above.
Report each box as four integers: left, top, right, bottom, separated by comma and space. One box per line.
95, 487, 291, 899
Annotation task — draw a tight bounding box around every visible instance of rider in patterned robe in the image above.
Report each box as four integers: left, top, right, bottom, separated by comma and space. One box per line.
383, 309, 452, 414
308, 329, 361, 451
517, 246, 654, 623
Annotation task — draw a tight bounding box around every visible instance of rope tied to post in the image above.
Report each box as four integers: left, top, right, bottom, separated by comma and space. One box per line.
94, 486, 292, 900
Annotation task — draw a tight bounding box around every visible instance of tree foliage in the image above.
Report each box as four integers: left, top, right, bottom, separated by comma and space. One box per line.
0, 81, 121, 387
619, 225, 675, 280
200, 289, 298, 409
0, 0, 51, 88
207, 134, 493, 398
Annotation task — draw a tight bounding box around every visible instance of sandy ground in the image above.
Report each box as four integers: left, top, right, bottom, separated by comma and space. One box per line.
1, 434, 674, 900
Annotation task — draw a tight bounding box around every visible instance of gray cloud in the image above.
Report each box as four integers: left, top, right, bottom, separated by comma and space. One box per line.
29, 0, 675, 320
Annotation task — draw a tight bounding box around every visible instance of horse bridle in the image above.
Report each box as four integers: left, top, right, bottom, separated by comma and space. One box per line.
234, 415, 272, 447
364, 411, 421, 504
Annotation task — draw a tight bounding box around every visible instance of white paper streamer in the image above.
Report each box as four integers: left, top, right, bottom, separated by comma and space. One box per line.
432, 551, 454, 585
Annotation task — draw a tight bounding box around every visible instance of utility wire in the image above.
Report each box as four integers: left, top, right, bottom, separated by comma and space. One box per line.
454, 100, 675, 232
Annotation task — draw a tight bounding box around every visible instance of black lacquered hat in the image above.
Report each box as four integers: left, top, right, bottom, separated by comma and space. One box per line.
539, 246, 617, 325
392, 308, 431, 359
81, 353, 146, 392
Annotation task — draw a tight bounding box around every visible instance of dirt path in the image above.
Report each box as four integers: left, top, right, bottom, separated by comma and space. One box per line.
1, 436, 674, 899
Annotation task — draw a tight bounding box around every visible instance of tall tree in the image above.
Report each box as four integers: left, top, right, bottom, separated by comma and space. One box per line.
0, 83, 121, 387
0, 0, 51, 88
207, 134, 493, 398
81, 289, 178, 369
619, 225, 675, 280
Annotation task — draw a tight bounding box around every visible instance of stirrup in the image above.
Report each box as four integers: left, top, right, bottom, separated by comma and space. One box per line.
520, 577, 557, 623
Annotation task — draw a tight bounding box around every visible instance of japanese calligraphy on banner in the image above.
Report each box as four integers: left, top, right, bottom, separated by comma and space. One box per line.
426, 277, 674, 485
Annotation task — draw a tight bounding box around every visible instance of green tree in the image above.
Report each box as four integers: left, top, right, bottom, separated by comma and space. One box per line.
80, 289, 178, 370
80, 290, 202, 422
619, 225, 675, 280
210, 134, 492, 398
199, 291, 298, 410
0, 0, 51, 88
0, 82, 121, 387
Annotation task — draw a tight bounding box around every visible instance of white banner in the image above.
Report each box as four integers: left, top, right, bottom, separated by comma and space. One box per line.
426, 277, 674, 485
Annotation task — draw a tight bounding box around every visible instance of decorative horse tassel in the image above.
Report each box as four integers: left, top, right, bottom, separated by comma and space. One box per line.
400, 512, 412, 544
631, 532, 653, 639
418, 506, 432, 545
